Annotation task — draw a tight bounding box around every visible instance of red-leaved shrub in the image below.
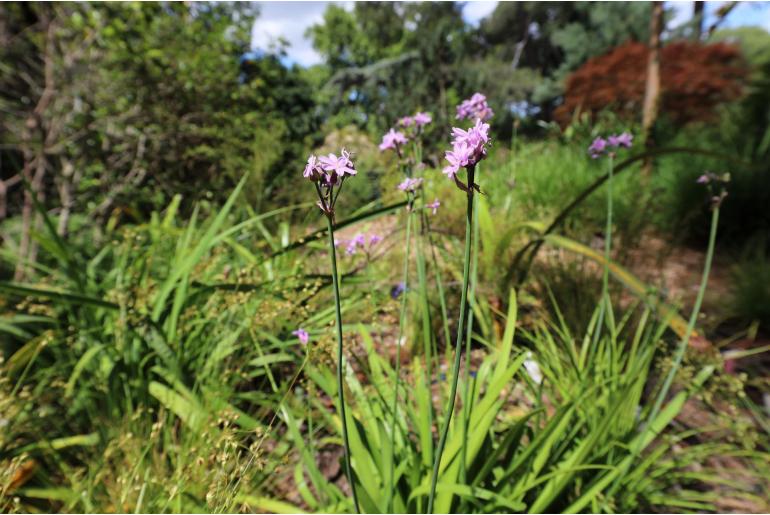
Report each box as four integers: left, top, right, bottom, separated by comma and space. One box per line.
555, 41, 746, 125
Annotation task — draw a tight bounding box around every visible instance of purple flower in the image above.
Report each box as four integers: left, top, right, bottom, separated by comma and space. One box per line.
588, 137, 608, 159
413, 112, 432, 127
379, 128, 408, 151
303, 155, 324, 181
443, 142, 472, 179
369, 234, 383, 246
427, 198, 440, 215
608, 132, 633, 149
319, 149, 356, 179
390, 282, 406, 299
696, 174, 711, 184
292, 328, 309, 345
345, 233, 367, 255
452, 119, 490, 161
442, 119, 491, 180
398, 177, 423, 192
456, 92, 494, 121
398, 116, 414, 127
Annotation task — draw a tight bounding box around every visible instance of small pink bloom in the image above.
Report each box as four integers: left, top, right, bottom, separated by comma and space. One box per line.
379, 128, 408, 151
303, 155, 323, 181
426, 199, 440, 215
611, 132, 633, 148
397, 177, 423, 192
319, 150, 356, 178
292, 328, 309, 345
413, 112, 432, 127
456, 92, 494, 121
588, 137, 608, 159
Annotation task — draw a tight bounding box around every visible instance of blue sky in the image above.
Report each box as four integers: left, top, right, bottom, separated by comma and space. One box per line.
251, 1, 770, 67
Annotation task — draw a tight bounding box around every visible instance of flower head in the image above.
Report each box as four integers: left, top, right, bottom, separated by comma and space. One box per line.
413, 112, 432, 127
608, 132, 633, 149
442, 119, 490, 180
588, 137, 608, 159
456, 92, 494, 121
292, 328, 309, 345
442, 142, 471, 179
379, 128, 408, 152
398, 177, 423, 192
319, 149, 356, 180
390, 282, 406, 299
346, 233, 367, 255
696, 174, 711, 184
369, 234, 383, 246
305, 148, 357, 218
303, 155, 324, 181
398, 116, 414, 127
426, 198, 440, 215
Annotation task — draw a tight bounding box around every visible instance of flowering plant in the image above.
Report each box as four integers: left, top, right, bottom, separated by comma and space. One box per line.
442, 119, 491, 192
456, 92, 494, 121
303, 148, 356, 219
588, 132, 633, 158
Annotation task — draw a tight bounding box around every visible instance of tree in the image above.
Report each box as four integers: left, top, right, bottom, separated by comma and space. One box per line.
554, 41, 746, 127
0, 2, 321, 278
642, 1, 664, 174
478, 2, 652, 118
307, 2, 473, 142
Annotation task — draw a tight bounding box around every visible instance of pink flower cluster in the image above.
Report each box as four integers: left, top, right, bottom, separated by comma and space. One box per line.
588, 132, 633, 159
379, 128, 408, 152
426, 198, 440, 215
442, 119, 491, 180
339, 232, 383, 255
292, 328, 309, 345
399, 112, 433, 128
456, 93, 494, 122
397, 177, 423, 192
304, 149, 357, 184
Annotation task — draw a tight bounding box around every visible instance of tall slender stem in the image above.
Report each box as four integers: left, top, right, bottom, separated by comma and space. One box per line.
326, 217, 360, 514
427, 166, 475, 514
609, 202, 720, 496
603, 154, 614, 297
459, 172, 480, 490
387, 207, 413, 513
649, 204, 719, 426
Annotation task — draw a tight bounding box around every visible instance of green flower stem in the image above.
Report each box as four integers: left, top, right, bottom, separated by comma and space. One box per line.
459, 168, 481, 490
603, 154, 614, 297
649, 203, 719, 428
387, 205, 413, 513
326, 216, 360, 514
427, 165, 476, 514
609, 201, 720, 496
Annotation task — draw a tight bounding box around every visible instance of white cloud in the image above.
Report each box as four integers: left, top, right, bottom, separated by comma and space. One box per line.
251, 2, 352, 66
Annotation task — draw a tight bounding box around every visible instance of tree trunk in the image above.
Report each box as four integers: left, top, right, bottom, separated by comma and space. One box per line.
693, 1, 705, 40
641, 1, 664, 177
